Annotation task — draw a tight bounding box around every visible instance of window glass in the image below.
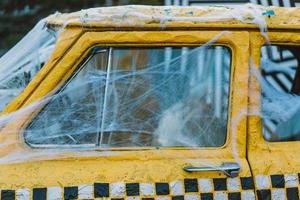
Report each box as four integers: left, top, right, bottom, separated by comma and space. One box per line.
261, 45, 300, 142
25, 46, 231, 148
25, 50, 108, 147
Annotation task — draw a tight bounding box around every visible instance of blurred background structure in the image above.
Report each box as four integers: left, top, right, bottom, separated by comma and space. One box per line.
0, 0, 299, 56
0, 0, 163, 56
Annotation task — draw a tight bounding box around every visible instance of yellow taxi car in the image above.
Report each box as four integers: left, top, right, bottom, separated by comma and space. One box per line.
0, 4, 299, 200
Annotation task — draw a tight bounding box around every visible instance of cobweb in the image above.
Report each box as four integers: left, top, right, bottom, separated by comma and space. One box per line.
0, 4, 298, 164
23, 45, 231, 149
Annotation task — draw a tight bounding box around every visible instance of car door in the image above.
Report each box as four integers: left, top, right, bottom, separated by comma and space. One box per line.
248, 31, 300, 200
0, 30, 254, 200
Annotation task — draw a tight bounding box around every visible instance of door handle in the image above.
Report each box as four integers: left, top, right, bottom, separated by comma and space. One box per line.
183, 162, 240, 178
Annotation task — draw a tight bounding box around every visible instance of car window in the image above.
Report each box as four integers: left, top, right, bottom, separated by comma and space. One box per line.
261, 45, 300, 142
25, 46, 231, 148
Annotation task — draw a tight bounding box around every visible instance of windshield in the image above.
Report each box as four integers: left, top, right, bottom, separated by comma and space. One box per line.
0, 19, 57, 111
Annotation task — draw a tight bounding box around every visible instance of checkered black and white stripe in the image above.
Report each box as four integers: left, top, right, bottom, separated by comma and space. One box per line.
0, 176, 255, 200
255, 173, 300, 200
1, 174, 299, 199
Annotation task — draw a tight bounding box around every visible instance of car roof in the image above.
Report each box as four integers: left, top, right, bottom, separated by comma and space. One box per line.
46, 4, 300, 31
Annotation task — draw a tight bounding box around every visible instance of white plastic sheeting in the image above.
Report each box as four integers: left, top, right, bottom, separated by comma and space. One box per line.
0, 18, 57, 111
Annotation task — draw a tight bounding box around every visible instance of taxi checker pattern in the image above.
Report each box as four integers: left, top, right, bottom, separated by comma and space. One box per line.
0, 174, 299, 200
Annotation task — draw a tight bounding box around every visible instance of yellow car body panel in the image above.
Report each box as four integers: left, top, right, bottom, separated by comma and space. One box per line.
0, 30, 250, 185
0, 5, 298, 200
248, 31, 300, 190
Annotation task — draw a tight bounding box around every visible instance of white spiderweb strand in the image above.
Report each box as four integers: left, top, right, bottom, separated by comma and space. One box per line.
24, 46, 231, 149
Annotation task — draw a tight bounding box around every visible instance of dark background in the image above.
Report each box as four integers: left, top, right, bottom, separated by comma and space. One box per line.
0, 0, 163, 56
1, 0, 299, 56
